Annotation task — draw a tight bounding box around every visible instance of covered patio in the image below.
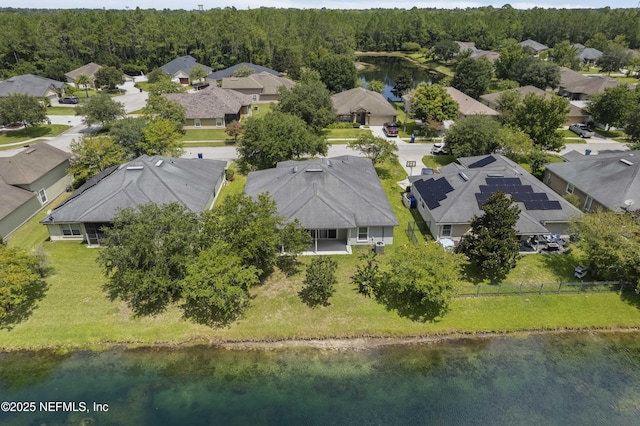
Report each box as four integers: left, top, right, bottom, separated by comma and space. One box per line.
301, 238, 352, 255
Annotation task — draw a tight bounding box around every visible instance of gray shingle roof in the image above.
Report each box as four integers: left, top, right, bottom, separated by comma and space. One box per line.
519, 39, 549, 52
160, 55, 212, 77
411, 154, 582, 234
206, 63, 283, 80
0, 74, 65, 98
164, 87, 252, 119
0, 143, 70, 186
560, 72, 624, 96
480, 85, 587, 119
41, 155, 226, 224
332, 88, 398, 116
244, 156, 398, 229
546, 150, 640, 212
577, 47, 603, 62
221, 72, 296, 95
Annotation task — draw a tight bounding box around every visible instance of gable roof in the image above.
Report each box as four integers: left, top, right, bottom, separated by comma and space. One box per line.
332, 87, 398, 116
559, 71, 625, 96
445, 87, 498, 117
410, 154, 582, 234
545, 150, 640, 212
577, 47, 603, 62
65, 63, 103, 80
480, 85, 587, 119
160, 55, 212, 77
41, 155, 226, 224
245, 156, 398, 229
519, 39, 549, 52
164, 86, 252, 119
221, 72, 296, 95
0, 74, 65, 98
0, 143, 70, 186
207, 63, 283, 80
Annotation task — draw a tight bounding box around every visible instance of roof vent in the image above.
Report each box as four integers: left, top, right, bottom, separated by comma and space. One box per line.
292, 166, 298, 173
155, 160, 164, 167
620, 159, 633, 166
459, 172, 469, 181
327, 159, 332, 167
306, 168, 324, 172
24, 148, 36, 154
487, 173, 504, 177
126, 165, 144, 170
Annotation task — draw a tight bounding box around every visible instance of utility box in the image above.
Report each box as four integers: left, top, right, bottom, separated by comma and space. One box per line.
375, 241, 385, 254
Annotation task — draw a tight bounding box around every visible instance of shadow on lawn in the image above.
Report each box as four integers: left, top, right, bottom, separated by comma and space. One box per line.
0, 277, 49, 331
620, 288, 640, 311
376, 288, 443, 323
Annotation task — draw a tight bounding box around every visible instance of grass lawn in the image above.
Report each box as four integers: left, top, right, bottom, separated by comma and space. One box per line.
180, 129, 232, 141
595, 129, 627, 139
3, 160, 640, 349
564, 138, 587, 144
422, 154, 455, 170
323, 128, 371, 139
47, 106, 80, 116
251, 103, 274, 118
0, 125, 69, 145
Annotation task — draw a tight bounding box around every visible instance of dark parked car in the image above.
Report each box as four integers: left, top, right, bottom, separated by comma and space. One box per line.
382, 122, 399, 137
60, 96, 79, 104
193, 82, 210, 91
421, 168, 435, 175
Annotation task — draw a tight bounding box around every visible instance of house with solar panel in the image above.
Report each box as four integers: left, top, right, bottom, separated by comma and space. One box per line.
408, 154, 582, 242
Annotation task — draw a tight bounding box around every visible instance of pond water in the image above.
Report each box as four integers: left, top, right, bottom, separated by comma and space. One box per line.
357, 55, 442, 101
1, 332, 639, 425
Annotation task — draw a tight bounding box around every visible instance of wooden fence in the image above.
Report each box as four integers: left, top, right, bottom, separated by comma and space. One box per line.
458, 281, 629, 297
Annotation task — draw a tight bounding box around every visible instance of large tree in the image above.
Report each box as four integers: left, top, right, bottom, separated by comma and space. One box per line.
508, 93, 568, 151
588, 85, 636, 130
276, 80, 335, 132
452, 55, 494, 99
237, 111, 327, 171
0, 94, 47, 128
77, 93, 125, 128
98, 203, 200, 317
444, 114, 502, 158
391, 69, 414, 98
109, 116, 147, 158
598, 43, 631, 74
94, 66, 125, 91
433, 39, 459, 63
141, 118, 184, 157
74, 73, 93, 98
625, 104, 640, 147
378, 242, 465, 321
549, 41, 581, 70
457, 192, 521, 283
347, 134, 398, 165
189, 65, 208, 84
68, 135, 128, 188
573, 210, 640, 291
298, 257, 338, 308
411, 83, 458, 123
315, 54, 356, 93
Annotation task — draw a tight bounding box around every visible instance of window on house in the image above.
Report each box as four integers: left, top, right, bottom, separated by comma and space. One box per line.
252, 94, 258, 102
357, 227, 368, 242
61, 223, 82, 236
338, 115, 351, 122
566, 183, 574, 194
545, 173, 551, 184
216, 118, 223, 127
442, 224, 452, 237
584, 196, 593, 211
38, 188, 47, 204
194, 119, 201, 128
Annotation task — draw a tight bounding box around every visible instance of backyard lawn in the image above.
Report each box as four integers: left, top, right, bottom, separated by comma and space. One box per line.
3, 159, 640, 349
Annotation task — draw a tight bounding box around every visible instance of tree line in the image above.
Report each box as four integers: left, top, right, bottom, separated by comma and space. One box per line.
1, 7, 639, 80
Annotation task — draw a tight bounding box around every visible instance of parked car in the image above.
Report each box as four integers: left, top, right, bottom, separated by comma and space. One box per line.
60, 96, 79, 104
382, 122, 398, 137
193, 82, 210, 91
569, 123, 594, 138
421, 167, 435, 175
431, 143, 449, 155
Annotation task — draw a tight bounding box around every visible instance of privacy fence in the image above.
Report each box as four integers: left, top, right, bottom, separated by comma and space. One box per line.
407, 221, 428, 244
458, 281, 630, 297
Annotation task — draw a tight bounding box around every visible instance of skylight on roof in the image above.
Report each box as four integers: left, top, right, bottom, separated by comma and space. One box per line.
126, 165, 144, 170
306, 168, 323, 172
620, 159, 633, 166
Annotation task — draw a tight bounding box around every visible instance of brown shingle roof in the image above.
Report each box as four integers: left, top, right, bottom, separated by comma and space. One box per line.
0, 143, 70, 186
332, 87, 397, 116
221, 72, 296, 95
65, 63, 103, 81
164, 87, 252, 119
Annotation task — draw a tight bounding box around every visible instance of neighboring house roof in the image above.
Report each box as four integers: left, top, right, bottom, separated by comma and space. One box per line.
164, 86, 252, 119
0, 143, 70, 186
160, 55, 212, 77
245, 156, 399, 229
481, 85, 587, 119
559, 69, 625, 97
519, 39, 549, 52
332, 87, 397, 117
0, 179, 36, 223
456, 41, 477, 53
41, 155, 226, 224
207, 63, 283, 80
65, 63, 103, 81
410, 154, 582, 235
0, 74, 65, 98
577, 47, 603, 62
445, 87, 498, 117
545, 150, 640, 212
455, 41, 500, 62
221, 72, 296, 95
571, 43, 586, 50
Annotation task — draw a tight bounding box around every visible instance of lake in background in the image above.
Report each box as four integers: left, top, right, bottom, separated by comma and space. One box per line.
357, 55, 442, 102
1, 332, 640, 425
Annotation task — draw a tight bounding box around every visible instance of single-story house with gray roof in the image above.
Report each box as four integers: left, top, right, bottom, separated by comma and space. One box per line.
519, 39, 548, 54
40, 155, 226, 246
65, 63, 102, 86
0, 74, 65, 103
544, 150, 640, 213
221, 72, 295, 103
245, 155, 398, 254
445, 87, 498, 119
164, 86, 252, 129
408, 154, 582, 242
0, 143, 71, 242
160, 55, 212, 85
558, 67, 629, 101
332, 87, 397, 126
206, 63, 283, 82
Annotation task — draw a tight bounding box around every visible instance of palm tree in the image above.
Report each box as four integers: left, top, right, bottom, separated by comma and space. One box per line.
75, 74, 93, 99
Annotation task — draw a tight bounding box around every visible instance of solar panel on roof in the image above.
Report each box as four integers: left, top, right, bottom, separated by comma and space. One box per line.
468, 155, 497, 169
414, 177, 454, 210
504, 178, 522, 185
542, 200, 562, 210
531, 193, 549, 201
485, 177, 504, 185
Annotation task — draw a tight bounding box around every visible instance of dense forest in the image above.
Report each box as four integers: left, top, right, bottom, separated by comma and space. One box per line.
0, 7, 639, 80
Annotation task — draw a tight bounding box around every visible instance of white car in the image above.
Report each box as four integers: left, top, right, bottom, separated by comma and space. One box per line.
569, 124, 595, 138
431, 143, 449, 155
